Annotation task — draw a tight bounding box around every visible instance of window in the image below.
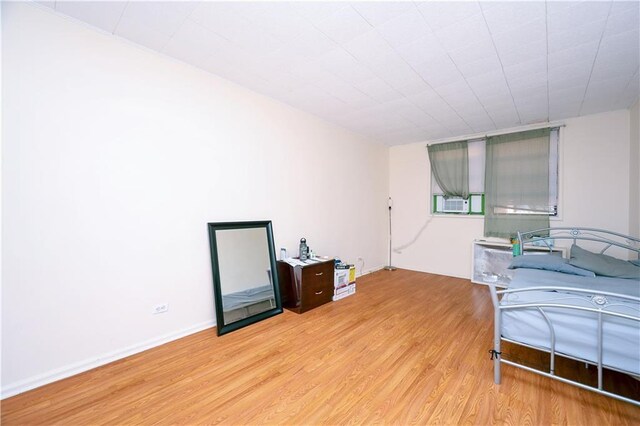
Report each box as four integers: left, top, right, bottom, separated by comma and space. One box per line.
429, 128, 559, 218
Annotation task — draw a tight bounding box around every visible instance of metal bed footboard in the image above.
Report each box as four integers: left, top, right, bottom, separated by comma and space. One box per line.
489, 227, 640, 406
489, 284, 640, 406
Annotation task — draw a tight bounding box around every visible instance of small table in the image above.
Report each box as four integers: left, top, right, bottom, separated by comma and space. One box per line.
277, 259, 334, 313
471, 240, 566, 287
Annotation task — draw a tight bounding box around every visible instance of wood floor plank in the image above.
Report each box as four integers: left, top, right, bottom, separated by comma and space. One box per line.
2, 269, 639, 425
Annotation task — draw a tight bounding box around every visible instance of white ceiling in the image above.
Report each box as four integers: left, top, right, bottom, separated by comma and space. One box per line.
36, 1, 640, 145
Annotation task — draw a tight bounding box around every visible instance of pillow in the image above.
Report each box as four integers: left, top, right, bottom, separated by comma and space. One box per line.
569, 244, 640, 279
508, 254, 596, 277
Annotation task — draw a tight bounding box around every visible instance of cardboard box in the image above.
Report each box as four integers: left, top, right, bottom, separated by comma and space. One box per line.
335, 269, 349, 288
333, 283, 356, 301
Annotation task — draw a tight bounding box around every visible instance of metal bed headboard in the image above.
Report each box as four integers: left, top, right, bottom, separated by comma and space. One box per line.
516, 227, 640, 257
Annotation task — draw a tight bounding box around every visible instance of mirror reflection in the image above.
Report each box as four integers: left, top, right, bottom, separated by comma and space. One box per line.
216, 228, 275, 324
208, 221, 282, 336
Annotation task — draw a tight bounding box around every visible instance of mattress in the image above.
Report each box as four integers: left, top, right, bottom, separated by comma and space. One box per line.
500, 269, 640, 375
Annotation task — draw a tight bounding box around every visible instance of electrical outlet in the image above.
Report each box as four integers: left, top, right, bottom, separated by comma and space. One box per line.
153, 303, 169, 314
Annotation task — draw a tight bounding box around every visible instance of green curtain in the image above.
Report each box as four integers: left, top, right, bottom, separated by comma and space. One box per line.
427, 141, 469, 199
484, 128, 551, 238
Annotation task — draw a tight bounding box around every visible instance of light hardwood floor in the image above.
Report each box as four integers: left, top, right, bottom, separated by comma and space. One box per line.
2, 269, 639, 425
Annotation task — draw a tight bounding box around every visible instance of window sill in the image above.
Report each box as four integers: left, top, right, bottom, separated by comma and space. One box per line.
430, 213, 485, 219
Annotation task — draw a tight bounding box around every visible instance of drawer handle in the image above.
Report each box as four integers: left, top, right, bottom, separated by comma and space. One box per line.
315, 272, 323, 276
315, 290, 323, 295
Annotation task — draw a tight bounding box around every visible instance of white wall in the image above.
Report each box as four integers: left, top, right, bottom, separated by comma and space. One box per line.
630, 101, 639, 238
1, 3, 388, 397
389, 109, 633, 278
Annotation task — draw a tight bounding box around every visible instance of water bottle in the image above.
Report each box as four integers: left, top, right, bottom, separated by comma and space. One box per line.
299, 238, 308, 261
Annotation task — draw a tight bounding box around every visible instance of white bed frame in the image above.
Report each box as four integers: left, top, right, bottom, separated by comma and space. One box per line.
489, 227, 640, 407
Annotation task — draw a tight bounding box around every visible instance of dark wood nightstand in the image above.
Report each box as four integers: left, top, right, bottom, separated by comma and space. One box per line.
277, 259, 334, 313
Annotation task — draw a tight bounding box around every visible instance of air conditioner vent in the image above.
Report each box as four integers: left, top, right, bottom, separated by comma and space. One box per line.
442, 197, 469, 213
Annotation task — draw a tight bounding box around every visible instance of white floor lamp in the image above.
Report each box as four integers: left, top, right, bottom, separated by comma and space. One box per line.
384, 197, 396, 271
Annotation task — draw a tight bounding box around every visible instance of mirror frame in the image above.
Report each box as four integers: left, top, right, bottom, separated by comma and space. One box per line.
207, 220, 282, 336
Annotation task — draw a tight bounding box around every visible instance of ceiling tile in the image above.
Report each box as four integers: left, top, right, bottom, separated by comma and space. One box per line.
507, 72, 548, 93
433, 12, 492, 52
342, 29, 396, 66
456, 54, 502, 79
277, 27, 337, 58
546, 1, 582, 17
414, 55, 464, 88
116, 2, 196, 37
498, 40, 547, 68
434, 79, 475, 101
590, 59, 638, 84
548, 75, 591, 93
314, 77, 374, 109
393, 33, 447, 68
492, 18, 546, 57
549, 85, 587, 104
448, 38, 496, 66
237, 3, 309, 42
314, 5, 372, 45
548, 59, 592, 83
374, 9, 432, 50
350, 1, 414, 27
599, 28, 640, 56
585, 76, 634, 100
502, 56, 547, 82
34, 1, 55, 8
288, 60, 337, 85
484, 103, 519, 119
369, 53, 427, 92
479, 94, 515, 111
352, 77, 404, 103
512, 89, 548, 107
481, 1, 545, 36
291, 1, 349, 25
416, 1, 482, 31
405, 88, 448, 112
548, 41, 599, 70
603, 6, 640, 38
189, 3, 282, 54
547, 1, 612, 34
56, 1, 128, 33
466, 71, 508, 90
548, 20, 607, 54
393, 79, 434, 98
315, 48, 376, 84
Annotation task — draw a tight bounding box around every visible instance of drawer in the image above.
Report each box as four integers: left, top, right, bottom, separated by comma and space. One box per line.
300, 261, 333, 312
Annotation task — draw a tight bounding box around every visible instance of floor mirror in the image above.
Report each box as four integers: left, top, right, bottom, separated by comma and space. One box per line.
207, 220, 282, 336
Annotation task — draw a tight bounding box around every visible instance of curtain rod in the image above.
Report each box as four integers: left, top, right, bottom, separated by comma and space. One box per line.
426, 121, 566, 147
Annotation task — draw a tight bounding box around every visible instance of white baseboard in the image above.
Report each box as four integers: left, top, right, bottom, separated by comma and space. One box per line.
2, 267, 388, 399
358, 265, 385, 277
1, 319, 216, 399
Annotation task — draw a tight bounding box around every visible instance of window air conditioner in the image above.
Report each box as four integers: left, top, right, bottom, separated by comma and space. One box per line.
442, 197, 469, 213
